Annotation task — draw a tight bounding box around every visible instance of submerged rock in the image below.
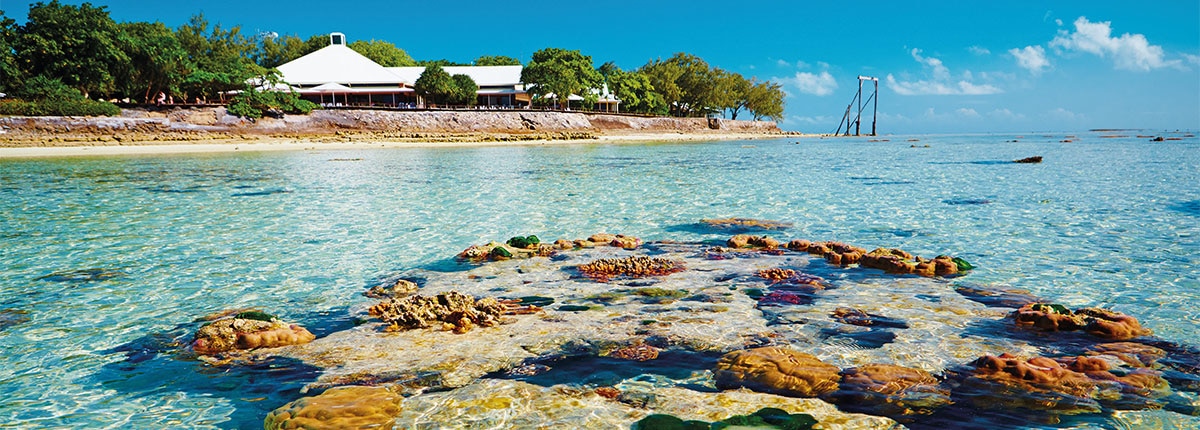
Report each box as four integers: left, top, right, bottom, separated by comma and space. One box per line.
727, 234, 781, 250
578, 256, 685, 282
364, 278, 419, 299
823, 363, 951, 420
955, 284, 1040, 308
1011, 303, 1151, 340
859, 248, 963, 277
367, 291, 514, 334
1014, 156, 1043, 163
264, 385, 403, 430
699, 217, 794, 231
950, 353, 1101, 417
713, 347, 841, 398
191, 312, 315, 355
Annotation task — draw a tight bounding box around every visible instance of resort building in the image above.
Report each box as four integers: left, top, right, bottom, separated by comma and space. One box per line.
274, 32, 618, 111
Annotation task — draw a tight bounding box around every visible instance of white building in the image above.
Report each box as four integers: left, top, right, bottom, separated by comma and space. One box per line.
274, 32, 616, 111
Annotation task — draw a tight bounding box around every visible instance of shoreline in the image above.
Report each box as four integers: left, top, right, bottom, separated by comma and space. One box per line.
0, 132, 796, 158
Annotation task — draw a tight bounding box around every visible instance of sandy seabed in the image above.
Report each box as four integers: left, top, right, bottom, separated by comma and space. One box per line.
0, 132, 794, 158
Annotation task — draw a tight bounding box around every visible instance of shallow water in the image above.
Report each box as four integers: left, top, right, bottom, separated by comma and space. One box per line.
1, 132, 1198, 428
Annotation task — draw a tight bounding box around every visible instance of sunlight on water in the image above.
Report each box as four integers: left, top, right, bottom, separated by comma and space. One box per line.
0, 133, 1197, 428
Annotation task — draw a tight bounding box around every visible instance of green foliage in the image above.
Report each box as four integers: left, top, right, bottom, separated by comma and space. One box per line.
414, 65, 454, 106
640, 53, 719, 117
601, 62, 666, 114
175, 14, 260, 102
1031, 303, 1071, 315
489, 246, 513, 258
0, 11, 20, 94
16, 0, 127, 98
506, 235, 540, 249
255, 34, 325, 68
521, 47, 602, 109
0, 75, 120, 116
951, 257, 974, 271
474, 55, 521, 66
449, 74, 479, 106
226, 71, 317, 119
116, 21, 190, 103
745, 79, 785, 121
349, 39, 416, 67
417, 58, 468, 67
712, 69, 750, 119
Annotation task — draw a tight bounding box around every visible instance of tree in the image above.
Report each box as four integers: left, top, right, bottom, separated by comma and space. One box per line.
413, 65, 453, 106
348, 39, 416, 67
16, 0, 127, 98
175, 14, 261, 102
599, 62, 665, 115
711, 69, 750, 119
745, 79, 785, 121
226, 70, 317, 119
116, 21, 190, 103
448, 74, 478, 106
474, 55, 520, 66
256, 34, 325, 68
416, 59, 468, 67
521, 48, 601, 109
0, 10, 20, 94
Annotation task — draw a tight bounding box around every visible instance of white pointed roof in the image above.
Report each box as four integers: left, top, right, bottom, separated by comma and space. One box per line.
277, 44, 408, 86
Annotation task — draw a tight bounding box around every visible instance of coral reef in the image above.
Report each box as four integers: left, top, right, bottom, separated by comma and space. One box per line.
364, 278, 419, 299
263, 385, 403, 430
609, 343, 661, 361
831, 308, 909, 329
713, 347, 841, 398
457, 233, 643, 262
699, 218, 794, 231
726, 234, 781, 250
1011, 303, 1151, 340
950, 353, 1101, 417
633, 407, 817, 430
191, 312, 315, 355
823, 364, 951, 420
367, 291, 536, 334
578, 256, 685, 282
859, 248, 964, 277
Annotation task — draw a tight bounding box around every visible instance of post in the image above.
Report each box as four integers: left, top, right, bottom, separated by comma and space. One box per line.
871, 79, 878, 136
855, 78, 863, 136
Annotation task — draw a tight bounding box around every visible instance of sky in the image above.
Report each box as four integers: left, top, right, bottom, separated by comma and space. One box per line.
2, 0, 1198, 133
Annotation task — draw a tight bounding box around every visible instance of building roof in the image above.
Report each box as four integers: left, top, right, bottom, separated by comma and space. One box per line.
387, 65, 523, 88
277, 44, 408, 86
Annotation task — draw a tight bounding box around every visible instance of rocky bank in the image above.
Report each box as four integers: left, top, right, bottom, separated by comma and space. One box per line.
0, 107, 784, 146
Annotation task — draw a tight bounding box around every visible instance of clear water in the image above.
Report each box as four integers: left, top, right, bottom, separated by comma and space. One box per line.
0, 132, 1197, 429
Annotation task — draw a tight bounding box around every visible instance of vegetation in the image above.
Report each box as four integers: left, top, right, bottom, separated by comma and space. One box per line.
0, 3, 785, 120
521, 48, 603, 109
474, 55, 520, 66
348, 39, 416, 67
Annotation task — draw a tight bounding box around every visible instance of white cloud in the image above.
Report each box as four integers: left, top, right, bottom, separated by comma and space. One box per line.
956, 108, 980, 118
1184, 53, 1200, 66
1048, 107, 1085, 121
1049, 16, 1180, 71
1010, 45, 1051, 74
1055, 18, 1063, 26
784, 71, 838, 96
969, 46, 991, 56
776, 59, 792, 67
886, 49, 1002, 96
784, 115, 837, 126
989, 108, 1026, 120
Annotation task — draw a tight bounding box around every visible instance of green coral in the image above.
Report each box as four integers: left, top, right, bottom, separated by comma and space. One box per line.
634, 408, 817, 430
556, 305, 592, 312
1031, 303, 1072, 315
489, 246, 513, 258
743, 288, 765, 300
517, 296, 555, 307
952, 257, 975, 271
233, 311, 278, 322
506, 235, 541, 249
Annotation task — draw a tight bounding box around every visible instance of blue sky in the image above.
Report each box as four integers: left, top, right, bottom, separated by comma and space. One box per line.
3, 0, 1197, 133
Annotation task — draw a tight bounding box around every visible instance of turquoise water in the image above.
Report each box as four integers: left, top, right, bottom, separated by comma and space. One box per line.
0, 132, 1197, 428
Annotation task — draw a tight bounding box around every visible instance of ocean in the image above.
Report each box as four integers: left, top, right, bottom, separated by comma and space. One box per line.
1, 132, 1197, 429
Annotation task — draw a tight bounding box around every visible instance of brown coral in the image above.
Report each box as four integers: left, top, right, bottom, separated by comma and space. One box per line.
700, 217, 793, 231
192, 317, 315, 355
713, 347, 841, 398
367, 291, 516, 334
577, 256, 685, 282
824, 364, 951, 419
1010, 304, 1151, 340
727, 234, 780, 249
264, 385, 403, 430
757, 268, 797, 281
1077, 307, 1152, 340
609, 343, 660, 361
364, 279, 419, 299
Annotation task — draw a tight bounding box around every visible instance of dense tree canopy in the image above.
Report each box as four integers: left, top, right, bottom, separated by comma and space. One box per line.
521, 48, 602, 109
0, 12, 20, 94
348, 39, 416, 67
16, 1, 128, 98
175, 14, 262, 102
599, 62, 665, 115
448, 74, 479, 106
413, 64, 454, 106
745, 80, 786, 121
255, 34, 325, 68
474, 55, 520, 66
117, 21, 189, 103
